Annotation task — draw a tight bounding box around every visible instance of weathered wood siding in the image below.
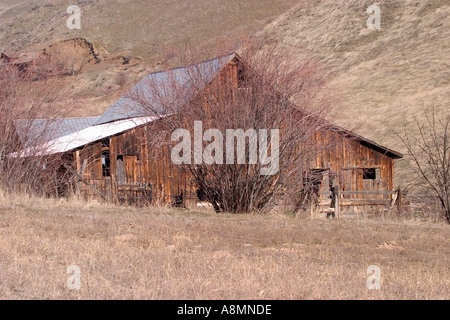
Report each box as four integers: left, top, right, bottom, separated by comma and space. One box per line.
73, 122, 197, 206
307, 129, 396, 211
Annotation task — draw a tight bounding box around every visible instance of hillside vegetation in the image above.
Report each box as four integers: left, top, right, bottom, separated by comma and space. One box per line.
0, 0, 300, 116
0, 0, 299, 61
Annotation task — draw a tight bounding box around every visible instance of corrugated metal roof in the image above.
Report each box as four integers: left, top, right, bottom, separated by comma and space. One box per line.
95, 53, 236, 125
12, 115, 161, 157
15, 116, 101, 148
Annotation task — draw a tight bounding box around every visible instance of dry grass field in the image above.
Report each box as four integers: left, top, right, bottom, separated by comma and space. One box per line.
0, 192, 448, 300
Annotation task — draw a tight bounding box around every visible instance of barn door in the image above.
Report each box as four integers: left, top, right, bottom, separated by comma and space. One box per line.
315, 169, 338, 209
116, 157, 125, 185
116, 155, 140, 185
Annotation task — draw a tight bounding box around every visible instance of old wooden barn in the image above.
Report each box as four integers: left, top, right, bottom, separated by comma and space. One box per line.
14, 53, 403, 214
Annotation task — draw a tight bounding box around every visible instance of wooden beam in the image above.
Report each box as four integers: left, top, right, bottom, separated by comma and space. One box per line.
343, 165, 381, 170
110, 173, 118, 204
340, 190, 397, 196
340, 199, 392, 206
397, 188, 403, 211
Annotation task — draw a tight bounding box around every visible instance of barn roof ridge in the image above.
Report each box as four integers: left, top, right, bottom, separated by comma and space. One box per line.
136, 52, 238, 78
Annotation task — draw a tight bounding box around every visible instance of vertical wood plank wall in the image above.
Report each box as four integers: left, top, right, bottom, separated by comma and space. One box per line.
308, 129, 396, 212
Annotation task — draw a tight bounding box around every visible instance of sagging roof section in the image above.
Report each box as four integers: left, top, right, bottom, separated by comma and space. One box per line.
328, 124, 403, 159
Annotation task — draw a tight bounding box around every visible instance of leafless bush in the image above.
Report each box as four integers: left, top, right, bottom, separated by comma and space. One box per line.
130, 41, 334, 213
397, 106, 450, 223
0, 64, 72, 197
115, 72, 128, 87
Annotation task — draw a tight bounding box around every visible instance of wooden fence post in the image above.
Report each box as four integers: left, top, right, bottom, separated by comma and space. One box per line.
110, 173, 118, 204
397, 187, 403, 212
334, 184, 340, 219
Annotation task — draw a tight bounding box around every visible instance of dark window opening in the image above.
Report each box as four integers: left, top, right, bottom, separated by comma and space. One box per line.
102, 151, 110, 177
117, 155, 124, 161
237, 67, 245, 88
101, 138, 111, 177
363, 168, 377, 180
101, 138, 110, 148
197, 187, 206, 201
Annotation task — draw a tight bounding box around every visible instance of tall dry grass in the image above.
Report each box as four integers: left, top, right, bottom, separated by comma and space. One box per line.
0, 191, 448, 300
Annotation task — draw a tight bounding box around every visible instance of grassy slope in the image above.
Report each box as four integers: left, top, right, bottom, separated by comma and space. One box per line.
0, 194, 448, 299
259, 0, 450, 187
0, 0, 21, 14
0, 0, 299, 61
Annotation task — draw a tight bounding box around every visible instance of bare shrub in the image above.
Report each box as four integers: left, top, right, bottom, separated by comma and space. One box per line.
115, 72, 128, 87
129, 41, 334, 213
0, 64, 72, 197
397, 106, 450, 223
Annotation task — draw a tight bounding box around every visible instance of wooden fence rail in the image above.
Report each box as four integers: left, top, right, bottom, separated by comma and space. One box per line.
340, 190, 397, 195
319, 187, 442, 219
319, 185, 400, 218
